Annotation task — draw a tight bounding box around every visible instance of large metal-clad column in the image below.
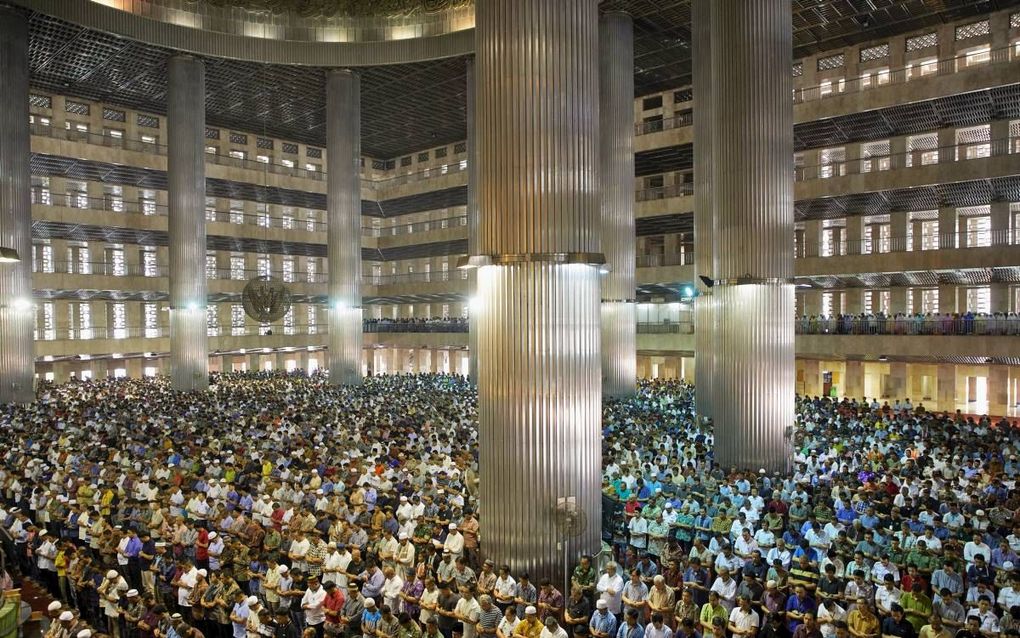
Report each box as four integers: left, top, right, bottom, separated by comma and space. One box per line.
466, 58, 479, 382
0, 9, 34, 404
475, 0, 602, 580
167, 56, 208, 392
710, 0, 794, 473
692, 0, 715, 422
599, 13, 637, 398
326, 70, 362, 386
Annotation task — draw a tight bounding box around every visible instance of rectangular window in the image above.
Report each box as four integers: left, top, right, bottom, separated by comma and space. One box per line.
231, 304, 246, 336
30, 94, 52, 109
966, 287, 990, 313
229, 132, 248, 145
144, 303, 159, 338
65, 100, 90, 115
642, 95, 663, 110
43, 302, 55, 340
137, 114, 160, 128
78, 303, 93, 340
821, 292, 834, 317
920, 289, 939, 313
256, 207, 271, 228
111, 303, 127, 339
281, 158, 295, 168
256, 154, 270, 164
304, 163, 320, 172
206, 254, 218, 279
282, 208, 295, 229
230, 208, 245, 225
906, 57, 938, 80
228, 149, 246, 161
40, 244, 54, 274
140, 134, 158, 145
74, 245, 92, 275
231, 256, 246, 281
307, 258, 318, 282
257, 256, 271, 278
206, 145, 217, 154
921, 220, 939, 251
205, 127, 220, 140
966, 215, 991, 247
33, 177, 51, 206
306, 147, 322, 159
282, 257, 295, 283
306, 305, 318, 335
69, 181, 89, 209
207, 305, 220, 337
141, 190, 157, 216
110, 248, 125, 276
283, 306, 295, 335
142, 249, 158, 277
306, 211, 319, 232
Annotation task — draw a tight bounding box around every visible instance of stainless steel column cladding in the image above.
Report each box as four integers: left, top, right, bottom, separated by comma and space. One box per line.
599, 12, 637, 399
0, 8, 34, 404
326, 70, 363, 386
475, 0, 603, 581
167, 55, 208, 392
709, 0, 795, 473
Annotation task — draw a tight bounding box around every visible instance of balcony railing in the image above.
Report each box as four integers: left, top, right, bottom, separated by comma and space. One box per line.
635, 252, 694, 268
363, 215, 468, 237
799, 229, 1014, 258
794, 43, 1019, 104
35, 260, 169, 278
636, 321, 694, 334
368, 270, 468, 285
363, 320, 468, 333
795, 135, 1020, 182
796, 313, 1020, 336
635, 111, 693, 136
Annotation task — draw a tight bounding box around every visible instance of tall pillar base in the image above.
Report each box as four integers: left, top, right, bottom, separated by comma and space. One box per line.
477, 262, 601, 581
713, 284, 794, 473
170, 308, 208, 391
601, 301, 636, 398
328, 307, 362, 385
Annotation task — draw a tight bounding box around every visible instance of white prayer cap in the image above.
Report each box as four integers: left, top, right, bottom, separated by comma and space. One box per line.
59, 612, 73, 621
48, 602, 62, 612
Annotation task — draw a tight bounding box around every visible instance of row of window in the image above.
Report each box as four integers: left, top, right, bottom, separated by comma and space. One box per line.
811, 287, 1000, 317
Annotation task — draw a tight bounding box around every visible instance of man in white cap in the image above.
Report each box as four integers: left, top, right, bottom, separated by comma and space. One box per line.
324, 542, 352, 589
396, 534, 416, 579
37, 531, 59, 595
443, 523, 464, 558
99, 569, 129, 638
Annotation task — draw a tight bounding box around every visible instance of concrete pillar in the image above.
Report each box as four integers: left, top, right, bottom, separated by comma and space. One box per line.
831, 227, 844, 256
885, 362, 907, 399
844, 289, 863, 314
991, 201, 1011, 246
326, 70, 363, 385
937, 127, 956, 164
990, 283, 1009, 314
804, 220, 821, 257
599, 12, 637, 398
801, 359, 821, 396
474, 0, 602, 580
709, 0, 794, 473
989, 365, 1009, 417
466, 58, 479, 384
937, 363, 956, 412
889, 288, 907, 315
845, 216, 863, 255
938, 207, 958, 250
692, 0, 715, 421
126, 358, 143, 379
845, 360, 864, 400
889, 136, 907, 170
911, 220, 924, 251
938, 285, 958, 314
890, 211, 908, 252
0, 9, 34, 404
167, 55, 208, 392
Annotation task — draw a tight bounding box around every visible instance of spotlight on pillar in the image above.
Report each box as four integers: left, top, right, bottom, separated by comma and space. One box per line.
456, 255, 493, 270
698, 275, 714, 289
598, 264, 612, 275
467, 296, 482, 314
681, 285, 697, 299
0, 247, 20, 263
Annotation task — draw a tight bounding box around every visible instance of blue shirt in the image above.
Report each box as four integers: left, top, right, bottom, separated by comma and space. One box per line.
231, 602, 249, 638
589, 611, 618, 637
617, 623, 645, 638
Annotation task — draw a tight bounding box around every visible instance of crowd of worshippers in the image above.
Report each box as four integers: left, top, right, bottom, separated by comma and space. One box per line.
594, 389, 1020, 638
795, 313, 1020, 336
0, 375, 1019, 638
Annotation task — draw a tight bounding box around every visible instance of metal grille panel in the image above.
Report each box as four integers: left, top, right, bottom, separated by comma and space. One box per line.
816, 53, 845, 71
64, 99, 89, 114
29, 93, 50, 108
859, 43, 889, 62
136, 113, 159, 128
282, 142, 297, 154
229, 131, 247, 144
205, 127, 219, 139
955, 19, 990, 40
306, 147, 322, 158
906, 31, 938, 51
102, 107, 125, 121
